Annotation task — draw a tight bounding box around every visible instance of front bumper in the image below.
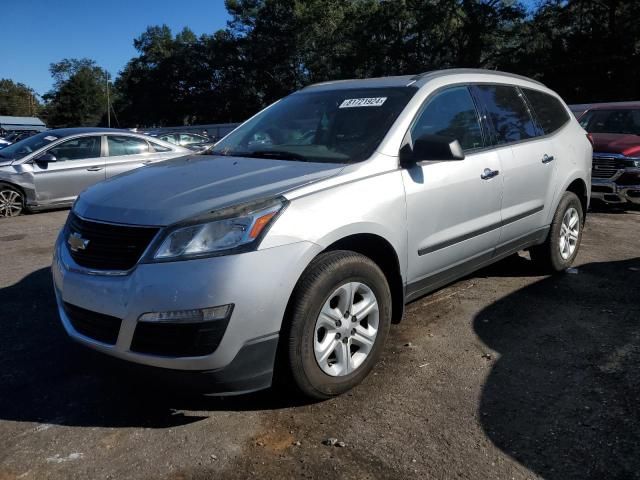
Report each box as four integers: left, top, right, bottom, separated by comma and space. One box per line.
52, 232, 322, 393
591, 176, 640, 205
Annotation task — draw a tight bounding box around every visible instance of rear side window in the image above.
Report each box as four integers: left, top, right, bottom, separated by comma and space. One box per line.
411, 86, 484, 151
474, 85, 537, 144
107, 136, 150, 157
524, 89, 570, 135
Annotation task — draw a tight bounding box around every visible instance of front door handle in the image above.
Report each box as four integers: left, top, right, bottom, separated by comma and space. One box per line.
86, 166, 103, 171
542, 154, 555, 164
481, 168, 500, 180
142, 160, 153, 165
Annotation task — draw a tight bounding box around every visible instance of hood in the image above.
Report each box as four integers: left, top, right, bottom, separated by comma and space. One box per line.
74, 155, 345, 226
592, 133, 640, 157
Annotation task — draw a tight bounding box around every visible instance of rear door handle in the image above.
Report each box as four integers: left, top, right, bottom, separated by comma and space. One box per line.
86, 166, 103, 171
481, 168, 500, 180
542, 154, 555, 164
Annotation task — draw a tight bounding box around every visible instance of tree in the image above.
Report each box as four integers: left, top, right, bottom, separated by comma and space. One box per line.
0, 79, 40, 117
43, 58, 110, 128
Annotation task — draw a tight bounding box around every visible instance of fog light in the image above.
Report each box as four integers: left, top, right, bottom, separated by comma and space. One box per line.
138, 304, 233, 323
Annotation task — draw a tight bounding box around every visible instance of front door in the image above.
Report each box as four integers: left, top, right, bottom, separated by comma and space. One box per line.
32, 135, 104, 205
403, 86, 503, 293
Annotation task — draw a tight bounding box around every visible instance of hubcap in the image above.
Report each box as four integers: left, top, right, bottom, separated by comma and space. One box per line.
559, 207, 580, 260
0, 189, 22, 217
313, 282, 379, 377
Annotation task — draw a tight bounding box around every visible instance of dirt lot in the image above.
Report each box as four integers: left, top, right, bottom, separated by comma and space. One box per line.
0, 208, 638, 480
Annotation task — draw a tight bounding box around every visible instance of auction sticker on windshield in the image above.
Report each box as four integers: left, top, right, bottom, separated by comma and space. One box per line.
339, 97, 387, 108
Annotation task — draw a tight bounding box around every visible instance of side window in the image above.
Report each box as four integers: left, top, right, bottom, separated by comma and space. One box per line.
474, 85, 537, 144
179, 133, 203, 145
524, 89, 570, 135
149, 141, 172, 153
107, 136, 150, 157
159, 134, 177, 144
48, 136, 101, 161
411, 86, 483, 151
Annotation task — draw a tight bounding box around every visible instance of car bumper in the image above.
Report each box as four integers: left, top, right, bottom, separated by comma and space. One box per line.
52, 232, 322, 393
591, 177, 640, 205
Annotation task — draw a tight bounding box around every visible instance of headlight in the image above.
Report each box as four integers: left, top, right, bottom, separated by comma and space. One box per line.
151, 197, 286, 261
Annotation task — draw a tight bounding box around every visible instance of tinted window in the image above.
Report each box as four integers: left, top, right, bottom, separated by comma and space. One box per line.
48, 136, 101, 161
159, 134, 177, 144
149, 141, 172, 153
107, 136, 149, 156
411, 86, 483, 151
179, 133, 206, 145
524, 89, 570, 134
212, 87, 417, 163
475, 85, 537, 144
579, 109, 640, 135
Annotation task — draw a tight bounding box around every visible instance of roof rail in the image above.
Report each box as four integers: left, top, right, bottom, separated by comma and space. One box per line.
410, 68, 545, 87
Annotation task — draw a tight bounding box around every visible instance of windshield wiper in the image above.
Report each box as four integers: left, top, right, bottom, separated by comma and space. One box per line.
245, 150, 309, 161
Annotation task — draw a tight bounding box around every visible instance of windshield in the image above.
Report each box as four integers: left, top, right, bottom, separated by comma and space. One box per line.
212, 87, 417, 163
0, 132, 61, 160
580, 108, 640, 135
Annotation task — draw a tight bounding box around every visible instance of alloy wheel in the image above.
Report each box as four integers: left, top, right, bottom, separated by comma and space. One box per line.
559, 207, 580, 260
0, 189, 22, 217
313, 281, 379, 377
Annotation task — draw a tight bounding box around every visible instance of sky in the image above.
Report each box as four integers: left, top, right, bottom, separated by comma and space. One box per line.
0, 0, 231, 96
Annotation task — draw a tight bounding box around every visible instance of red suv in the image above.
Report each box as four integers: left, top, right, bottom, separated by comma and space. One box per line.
579, 102, 640, 206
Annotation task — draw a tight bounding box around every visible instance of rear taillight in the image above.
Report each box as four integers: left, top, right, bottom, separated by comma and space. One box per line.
586, 133, 594, 146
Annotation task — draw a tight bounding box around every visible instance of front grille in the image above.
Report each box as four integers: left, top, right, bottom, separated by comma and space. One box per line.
131, 319, 230, 357
66, 212, 159, 271
592, 156, 626, 179
64, 302, 122, 345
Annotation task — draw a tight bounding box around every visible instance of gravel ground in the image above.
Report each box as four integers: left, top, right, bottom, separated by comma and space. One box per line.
0, 208, 638, 480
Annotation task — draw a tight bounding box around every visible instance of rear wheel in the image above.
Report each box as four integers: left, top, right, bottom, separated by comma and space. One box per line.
530, 191, 583, 272
283, 250, 392, 399
0, 183, 24, 217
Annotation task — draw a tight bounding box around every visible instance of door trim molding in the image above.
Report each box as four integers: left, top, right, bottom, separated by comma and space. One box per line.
417, 205, 544, 256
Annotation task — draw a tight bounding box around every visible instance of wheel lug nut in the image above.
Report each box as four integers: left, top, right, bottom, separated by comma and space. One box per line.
335, 333, 341, 339
344, 311, 350, 318
342, 337, 348, 344
335, 320, 342, 327
352, 315, 357, 322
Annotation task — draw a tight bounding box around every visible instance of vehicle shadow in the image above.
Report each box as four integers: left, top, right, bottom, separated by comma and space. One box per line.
0, 268, 309, 429
475, 257, 640, 479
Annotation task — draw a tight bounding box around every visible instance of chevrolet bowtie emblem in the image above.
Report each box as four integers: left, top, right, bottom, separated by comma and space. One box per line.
68, 232, 90, 252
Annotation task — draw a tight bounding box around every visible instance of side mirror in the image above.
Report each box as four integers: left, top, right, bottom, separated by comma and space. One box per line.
34, 152, 57, 163
401, 134, 465, 166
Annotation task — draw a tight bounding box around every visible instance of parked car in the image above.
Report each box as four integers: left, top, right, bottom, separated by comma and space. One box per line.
53, 69, 591, 398
0, 128, 189, 217
155, 132, 210, 147
578, 102, 640, 205
0, 130, 39, 150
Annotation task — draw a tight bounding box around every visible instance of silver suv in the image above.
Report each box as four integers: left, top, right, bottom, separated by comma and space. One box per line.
53, 69, 592, 398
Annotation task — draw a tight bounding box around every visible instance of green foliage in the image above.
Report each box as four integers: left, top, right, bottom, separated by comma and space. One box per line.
43, 58, 110, 128
9, 0, 636, 128
0, 79, 40, 117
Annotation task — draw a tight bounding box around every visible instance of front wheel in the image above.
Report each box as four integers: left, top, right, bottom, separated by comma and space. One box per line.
0, 183, 24, 217
283, 250, 392, 399
530, 191, 584, 272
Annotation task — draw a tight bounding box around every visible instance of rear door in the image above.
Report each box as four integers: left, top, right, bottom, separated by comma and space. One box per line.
472, 84, 555, 244
32, 135, 104, 205
105, 135, 158, 178
403, 86, 503, 291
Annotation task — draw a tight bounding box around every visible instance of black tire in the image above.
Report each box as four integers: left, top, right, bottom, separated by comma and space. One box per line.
530, 191, 584, 272
282, 250, 392, 399
0, 182, 24, 218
